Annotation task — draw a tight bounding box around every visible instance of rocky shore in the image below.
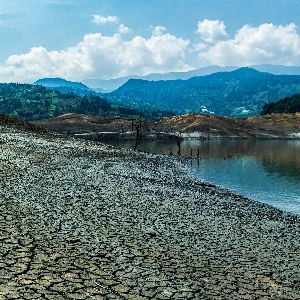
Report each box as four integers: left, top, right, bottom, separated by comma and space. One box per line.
1, 124, 300, 299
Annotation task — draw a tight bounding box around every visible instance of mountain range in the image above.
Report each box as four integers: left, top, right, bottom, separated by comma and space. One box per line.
36, 65, 300, 94
82, 66, 238, 92
82, 64, 300, 92
106, 68, 300, 117
34, 65, 300, 118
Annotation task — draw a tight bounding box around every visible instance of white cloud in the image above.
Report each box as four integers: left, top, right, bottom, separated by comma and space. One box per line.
152, 26, 167, 36
198, 22, 300, 66
118, 24, 130, 34
0, 30, 190, 82
196, 19, 228, 44
1, 20, 300, 83
92, 15, 118, 25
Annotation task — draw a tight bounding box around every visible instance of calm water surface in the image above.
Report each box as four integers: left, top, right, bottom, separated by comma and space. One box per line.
105, 139, 300, 214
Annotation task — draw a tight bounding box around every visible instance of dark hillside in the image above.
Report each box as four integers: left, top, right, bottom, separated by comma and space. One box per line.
107, 68, 300, 117
262, 94, 300, 115
0, 83, 139, 120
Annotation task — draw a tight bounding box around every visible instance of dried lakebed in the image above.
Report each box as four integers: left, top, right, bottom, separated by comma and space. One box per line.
0, 126, 300, 300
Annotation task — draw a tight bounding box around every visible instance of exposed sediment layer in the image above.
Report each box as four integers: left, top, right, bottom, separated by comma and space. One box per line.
34, 112, 300, 140
1, 125, 300, 299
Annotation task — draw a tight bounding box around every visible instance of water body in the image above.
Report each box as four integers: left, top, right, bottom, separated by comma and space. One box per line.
105, 139, 300, 214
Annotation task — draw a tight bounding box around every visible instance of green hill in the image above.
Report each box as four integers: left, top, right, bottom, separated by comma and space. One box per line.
0, 83, 139, 120
35, 78, 90, 90
35, 78, 98, 97
261, 94, 300, 115
107, 68, 300, 117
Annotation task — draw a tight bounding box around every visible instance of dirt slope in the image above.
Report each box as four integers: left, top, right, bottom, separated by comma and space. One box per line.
0, 114, 46, 133
159, 113, 300, 138
34, 112, 300, 139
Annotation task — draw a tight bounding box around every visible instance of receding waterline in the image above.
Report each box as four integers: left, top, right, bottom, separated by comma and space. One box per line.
104, 139, 300, 214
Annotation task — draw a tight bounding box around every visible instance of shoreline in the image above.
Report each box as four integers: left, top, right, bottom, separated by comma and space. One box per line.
1, 125, 300, 299
33, 112, 300, 142
73, 131, 300, 141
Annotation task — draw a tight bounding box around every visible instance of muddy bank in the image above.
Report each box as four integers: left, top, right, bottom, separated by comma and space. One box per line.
33, 112, 300, 141
74, 131, 180, 142
1, 124, 300, 299
73, 131, 300, 143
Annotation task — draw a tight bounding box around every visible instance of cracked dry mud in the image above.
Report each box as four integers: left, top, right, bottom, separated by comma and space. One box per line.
0, 125, 300, 300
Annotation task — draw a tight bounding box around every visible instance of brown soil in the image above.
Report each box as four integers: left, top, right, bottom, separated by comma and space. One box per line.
0, 114, 47, 133
33, 113, 300, 139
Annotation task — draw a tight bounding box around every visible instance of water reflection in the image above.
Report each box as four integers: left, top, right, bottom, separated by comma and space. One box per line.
104, 139, 300, 213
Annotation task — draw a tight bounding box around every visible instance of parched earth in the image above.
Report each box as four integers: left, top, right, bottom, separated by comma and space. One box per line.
34, 112, 300, 140
1, 125, 300, 299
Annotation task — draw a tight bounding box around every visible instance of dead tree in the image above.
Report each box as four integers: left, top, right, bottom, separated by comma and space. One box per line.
176, 139, 181, 156
133, 114, 144, 150
133, 124, 142, 150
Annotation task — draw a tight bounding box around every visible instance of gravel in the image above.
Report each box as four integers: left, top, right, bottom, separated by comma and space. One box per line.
1, 125, 300, 299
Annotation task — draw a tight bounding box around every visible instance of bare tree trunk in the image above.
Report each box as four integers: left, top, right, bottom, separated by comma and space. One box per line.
134, 124, 142, 150
176, 139, 181, 156
133, 114, 143, 151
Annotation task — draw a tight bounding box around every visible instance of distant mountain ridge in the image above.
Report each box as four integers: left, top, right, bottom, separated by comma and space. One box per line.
82, 64, 300, 92
82, 66, 238, 92
35, 65, 300, 93
105, 67, 300, 117
35, 78, 90, 90
34, 77, 102, 97
251, 65, 300, 75
33, 66, 300, 118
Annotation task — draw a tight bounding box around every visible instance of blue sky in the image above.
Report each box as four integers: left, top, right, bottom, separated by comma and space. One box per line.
0, 0, 300, 82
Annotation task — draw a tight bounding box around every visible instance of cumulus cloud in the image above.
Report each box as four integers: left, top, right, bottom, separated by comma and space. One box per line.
92, 15, 118, 25
118, 24, 130, 34
0, 30, 190, 82
152, 26, 167, 36
1, 20, 300, 83
196, 19, 228, 43
198, 22, 300, 66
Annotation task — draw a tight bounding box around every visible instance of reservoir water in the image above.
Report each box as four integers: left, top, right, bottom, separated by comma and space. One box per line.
104, 139, 300, 214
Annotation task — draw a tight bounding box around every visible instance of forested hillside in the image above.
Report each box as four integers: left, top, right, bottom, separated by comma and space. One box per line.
261, 94, 300, 115
0, 83, 139, 120
107, 68, 300, 117
35, 78, 98, 97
